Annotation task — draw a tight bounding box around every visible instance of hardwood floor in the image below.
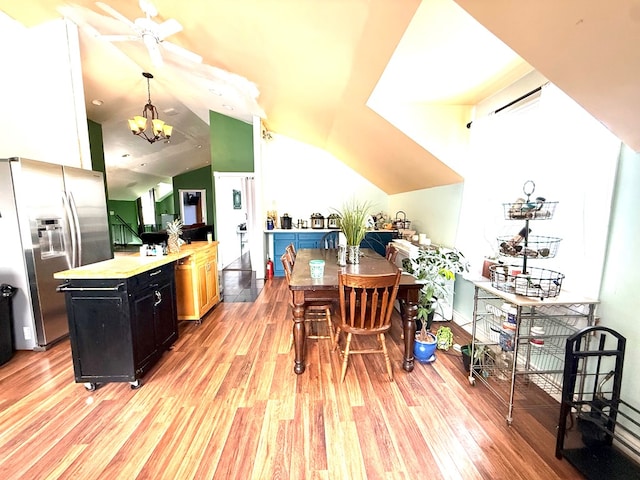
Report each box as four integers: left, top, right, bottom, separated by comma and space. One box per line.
0, 277, 584, 479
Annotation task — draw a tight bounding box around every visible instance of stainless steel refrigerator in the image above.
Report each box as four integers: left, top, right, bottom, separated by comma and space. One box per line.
0, 157, 112, 350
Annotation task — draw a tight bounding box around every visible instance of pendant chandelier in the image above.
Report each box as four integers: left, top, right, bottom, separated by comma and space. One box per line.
127, 72, 173, 144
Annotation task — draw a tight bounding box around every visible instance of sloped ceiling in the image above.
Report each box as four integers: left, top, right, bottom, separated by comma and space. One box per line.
0, 1, 636, 200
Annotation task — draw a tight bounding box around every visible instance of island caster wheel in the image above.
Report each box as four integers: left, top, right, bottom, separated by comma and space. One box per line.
130, 379, 142, 390
84, 382, 97, 392
468, 376, 476, 386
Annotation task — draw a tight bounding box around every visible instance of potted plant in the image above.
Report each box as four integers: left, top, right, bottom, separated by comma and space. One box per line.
333, 199, 372, 264
403, 247, 468, 359
435, 325, 454, 350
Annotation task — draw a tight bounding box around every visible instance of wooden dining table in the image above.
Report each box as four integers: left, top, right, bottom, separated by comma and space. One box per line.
288, 248, 423, 374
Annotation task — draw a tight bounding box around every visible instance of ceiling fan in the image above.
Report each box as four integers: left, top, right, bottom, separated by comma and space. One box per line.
94, 0, 202, 67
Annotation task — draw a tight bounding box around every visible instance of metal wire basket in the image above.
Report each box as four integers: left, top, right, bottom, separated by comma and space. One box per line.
490, 264, 565, 298
503, 201, 558, 220
497, 235, 562, 258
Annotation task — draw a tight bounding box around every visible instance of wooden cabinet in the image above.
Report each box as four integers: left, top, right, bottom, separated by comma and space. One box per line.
58, 261, 178, 390
175, 242, 220, 321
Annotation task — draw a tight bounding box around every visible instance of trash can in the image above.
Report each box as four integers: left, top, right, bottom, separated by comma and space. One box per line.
0, 284, 18, 365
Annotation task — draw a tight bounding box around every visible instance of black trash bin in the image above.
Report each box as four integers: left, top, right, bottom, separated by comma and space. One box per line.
0, 284, 18, 366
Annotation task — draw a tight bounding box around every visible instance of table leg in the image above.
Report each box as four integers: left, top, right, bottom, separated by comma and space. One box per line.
292, 290, 306, 374
402, 300, 418, 372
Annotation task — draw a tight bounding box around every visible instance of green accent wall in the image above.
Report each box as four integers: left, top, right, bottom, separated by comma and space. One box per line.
87, 119, 114, 250
209, 111, 254, 172
88, 119, 106, 177
107, 199, 139, 245
206, 111, 254, 237
156, 193, 174, 216
173, 165, 214, 224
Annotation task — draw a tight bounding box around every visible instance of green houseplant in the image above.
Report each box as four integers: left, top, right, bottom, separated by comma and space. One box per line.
334, 199, 372, 264
403, 246, 468, 342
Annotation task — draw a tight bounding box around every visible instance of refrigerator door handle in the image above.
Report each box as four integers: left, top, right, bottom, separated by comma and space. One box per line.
68, 192, 82, 267
62, 192, 78, 268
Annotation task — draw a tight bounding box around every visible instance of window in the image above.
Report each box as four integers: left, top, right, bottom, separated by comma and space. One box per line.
456, 84, 621, 298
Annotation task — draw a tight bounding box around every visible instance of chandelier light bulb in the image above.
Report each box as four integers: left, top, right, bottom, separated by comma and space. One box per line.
127, 72, 173, 144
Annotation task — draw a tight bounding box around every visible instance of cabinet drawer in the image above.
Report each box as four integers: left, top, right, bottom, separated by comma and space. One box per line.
128, 262, 174, 291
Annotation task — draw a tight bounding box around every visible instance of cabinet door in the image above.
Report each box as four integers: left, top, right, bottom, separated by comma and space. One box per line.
196, 256, 208, 312
298, 232, 325, 249
131, 289, 158, 370
67, 294, 134, 380
273, 233, 296, 277
154, 279, 178, 351
204, 255, 218, 309
208, 246, 220, 306
175, 257, 197, 319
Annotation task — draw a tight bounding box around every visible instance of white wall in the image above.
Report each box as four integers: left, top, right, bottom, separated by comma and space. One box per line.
598, 144, 640, 402
388, 183, 464, 247
260, 134, 389, 224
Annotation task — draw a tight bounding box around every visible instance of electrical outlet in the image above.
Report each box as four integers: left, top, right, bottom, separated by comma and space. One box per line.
23, 327, 32, 340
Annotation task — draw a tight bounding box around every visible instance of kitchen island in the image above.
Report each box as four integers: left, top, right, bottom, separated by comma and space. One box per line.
54, 250, 192, 390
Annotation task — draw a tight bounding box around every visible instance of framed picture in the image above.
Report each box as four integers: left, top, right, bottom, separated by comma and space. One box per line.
233, 189, 242, 209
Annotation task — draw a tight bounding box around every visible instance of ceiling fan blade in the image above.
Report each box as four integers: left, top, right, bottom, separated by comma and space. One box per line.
101, 34, 140, 42
155, 18, 183, 40
143, 34, 164, 67
162, 41, 203, 64
96, 2, 137, 29
139, 0, 158, 18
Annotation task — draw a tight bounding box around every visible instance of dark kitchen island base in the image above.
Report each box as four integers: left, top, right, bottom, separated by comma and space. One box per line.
55, 255, 184, 390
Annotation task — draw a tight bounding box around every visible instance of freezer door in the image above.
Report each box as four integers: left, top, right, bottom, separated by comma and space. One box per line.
62, 166, 112, 266
13, 159, 73, 347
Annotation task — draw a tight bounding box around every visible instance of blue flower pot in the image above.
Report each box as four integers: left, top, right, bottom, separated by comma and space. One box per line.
414, 332, 437, 363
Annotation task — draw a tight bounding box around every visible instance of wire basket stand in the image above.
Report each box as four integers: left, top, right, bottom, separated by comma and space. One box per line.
492, 180, 564, 299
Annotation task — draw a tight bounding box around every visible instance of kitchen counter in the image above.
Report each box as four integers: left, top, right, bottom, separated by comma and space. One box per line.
54, 241, 218, 279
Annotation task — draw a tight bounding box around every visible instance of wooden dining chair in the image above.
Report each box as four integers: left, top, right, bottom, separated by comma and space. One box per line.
335, 269, 401, 382
385, 244, 399, 264
281, 253, 335, 350
286, 243, 297, 263
321, 231, 339, 249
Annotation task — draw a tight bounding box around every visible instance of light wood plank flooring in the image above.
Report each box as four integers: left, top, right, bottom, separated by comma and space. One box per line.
0, 277, 583, 479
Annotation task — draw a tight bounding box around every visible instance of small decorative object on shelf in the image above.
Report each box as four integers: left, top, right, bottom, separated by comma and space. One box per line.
493, 180, 564, 298
166, 218, 184, 254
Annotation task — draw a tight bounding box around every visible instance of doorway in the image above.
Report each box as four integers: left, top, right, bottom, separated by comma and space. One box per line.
214, 173, 264, 302
178, 189, 207, 225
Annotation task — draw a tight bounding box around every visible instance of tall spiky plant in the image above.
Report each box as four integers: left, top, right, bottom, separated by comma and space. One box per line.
334, 199, 372, 246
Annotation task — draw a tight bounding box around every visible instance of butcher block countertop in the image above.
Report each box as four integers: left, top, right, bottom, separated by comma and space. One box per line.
54, 241, 218, 280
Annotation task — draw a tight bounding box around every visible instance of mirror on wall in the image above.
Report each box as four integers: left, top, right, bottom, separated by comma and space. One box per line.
179, 189, 207, 225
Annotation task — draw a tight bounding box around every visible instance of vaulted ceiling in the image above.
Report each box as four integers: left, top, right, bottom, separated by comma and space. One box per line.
1, 1, 639, 200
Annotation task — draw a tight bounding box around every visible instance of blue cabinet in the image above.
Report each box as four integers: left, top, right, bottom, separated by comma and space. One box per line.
272, 231, 329, 276
271, 230, 398, 276
360, 231, 398, 257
